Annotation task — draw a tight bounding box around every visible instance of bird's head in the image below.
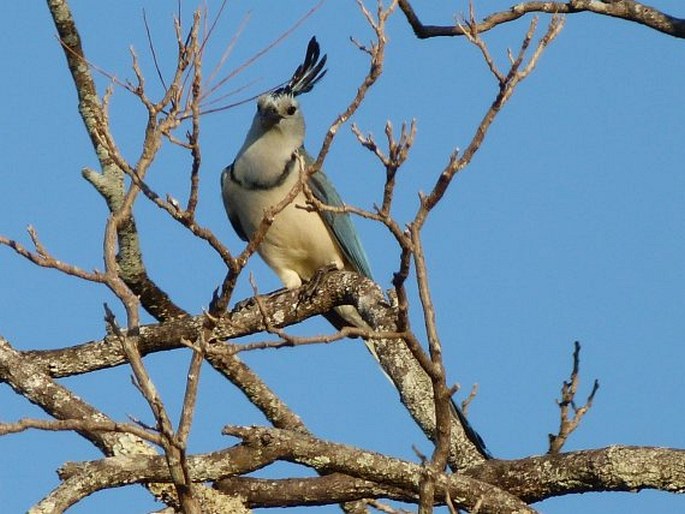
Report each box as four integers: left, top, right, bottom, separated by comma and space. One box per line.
255, 92, 302, 132
256, 37, 327, 131
240, 37, 327, 150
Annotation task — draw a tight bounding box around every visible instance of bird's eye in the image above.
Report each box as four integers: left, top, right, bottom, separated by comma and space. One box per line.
287, 105, 297, 115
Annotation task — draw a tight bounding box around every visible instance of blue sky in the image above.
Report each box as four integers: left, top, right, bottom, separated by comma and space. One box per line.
1, 1, 684, 512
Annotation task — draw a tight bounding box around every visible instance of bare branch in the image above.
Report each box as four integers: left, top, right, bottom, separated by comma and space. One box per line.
25, 439, 685, 511
216, 474, 412, 507
48, 0, 188, 322
0, 417, 162, 445
366, 499, 414, 514
176, 336, 205, 447
548, 342, 600, 454
20, 270, 489, 465
105, 305, 201, 513
409, 222, 452, 513
398, 0, 685, 39
351, 120, 417, 220
0, 335, 156, 457
185, 17, 203, 216
457, 6, 505, 83
312, 0, 398, 173
142, 8, 168, 91
461, 383, 481, 416
0, 227, 106, 283
471, 446, 685, 502
232, 326, 407, 353
418, 15, 564, 221
199, 2, 325, 111
224, 425, 535, 513
33, 445, 265, 514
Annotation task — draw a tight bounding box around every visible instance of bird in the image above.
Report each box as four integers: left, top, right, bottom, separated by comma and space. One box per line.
221, 37, 490, 459
221, 37, 371, 329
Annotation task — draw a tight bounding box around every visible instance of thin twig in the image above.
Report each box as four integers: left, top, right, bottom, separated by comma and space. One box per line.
0, 417, 162, 445
418, 15, 564, 222
176, 336, 205, 447
0, 228, 106, 283
461, 383, 480, 416
312, 0, 399, 173
142, 8, 167, 91
186, 19, 203, 216
548, 341, 600, 454
200, 2, 324, 106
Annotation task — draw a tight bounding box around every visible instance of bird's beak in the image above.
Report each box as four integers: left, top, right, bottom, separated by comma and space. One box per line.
259, 105, 283, 129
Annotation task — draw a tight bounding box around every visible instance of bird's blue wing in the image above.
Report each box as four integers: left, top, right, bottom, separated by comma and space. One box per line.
302, 148, 373, 279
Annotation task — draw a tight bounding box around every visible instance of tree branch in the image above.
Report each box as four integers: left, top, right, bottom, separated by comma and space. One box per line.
224, 425, 534, 514
419, 15, 564, 218
311, 0, 397, 172
26, 429, 685, 511
217, 441, 685, 506
104, 306, 201, 513
22, 270, 489, 465
36, 444, 269, 514
0, 335, 153, 456
47, 0, 186, 322
548, 341, 600, 453
216, 474, 411, 507
398, 0, 685, 39
471, 446, 685, 501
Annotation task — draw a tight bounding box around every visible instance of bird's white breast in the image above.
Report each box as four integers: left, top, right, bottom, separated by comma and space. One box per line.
223, 167, 346, 289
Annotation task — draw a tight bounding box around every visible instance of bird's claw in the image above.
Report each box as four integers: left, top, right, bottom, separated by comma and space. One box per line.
232, 296, 257, 312
300, 264, 339, 303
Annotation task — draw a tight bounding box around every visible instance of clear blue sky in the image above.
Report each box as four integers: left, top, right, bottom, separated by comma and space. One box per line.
2, 1, 684, 512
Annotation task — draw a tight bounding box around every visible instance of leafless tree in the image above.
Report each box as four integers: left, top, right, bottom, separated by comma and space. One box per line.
2, 1, 684, 513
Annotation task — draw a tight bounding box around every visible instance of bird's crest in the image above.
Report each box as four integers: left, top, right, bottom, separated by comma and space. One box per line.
273, 37, 327, 97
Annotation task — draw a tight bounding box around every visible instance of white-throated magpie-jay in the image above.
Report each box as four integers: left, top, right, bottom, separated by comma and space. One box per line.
221, 37, 490, 459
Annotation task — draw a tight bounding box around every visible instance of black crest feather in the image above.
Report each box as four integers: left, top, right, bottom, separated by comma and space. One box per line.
273, 37, 327, 97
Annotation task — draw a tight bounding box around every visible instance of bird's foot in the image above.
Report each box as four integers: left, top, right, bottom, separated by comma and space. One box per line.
231, 296, 257, 312
232, 286, 291, 313
300, 263, 339, 302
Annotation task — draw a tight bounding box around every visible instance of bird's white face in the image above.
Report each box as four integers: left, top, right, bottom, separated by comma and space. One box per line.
256, 93, 302, 131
